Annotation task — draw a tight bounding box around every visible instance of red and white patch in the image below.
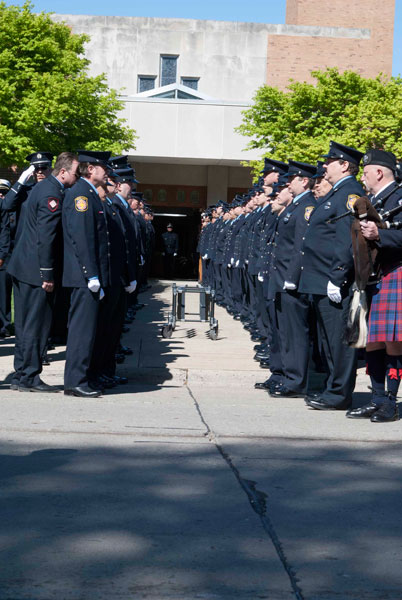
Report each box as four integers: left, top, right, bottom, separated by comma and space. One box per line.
48, 197, 59, 212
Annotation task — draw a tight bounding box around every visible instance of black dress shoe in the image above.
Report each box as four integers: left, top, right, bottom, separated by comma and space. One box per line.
234, 315, 241, 320
113, 375, 128, 385
269, 386, 304, 398
115, 353, 125, 364
10, 383, 19, 390
64, 386, 101, 398
122, 326, 130, 333
304, 392, 322, 402
251, 334, 264, 342
259, 359, 271, 369
89, 380, 104, 393
120, 346, 133, 355
255, 380, 280, 391
346, 402, 379, 419
370, 403, 398, 423
18, 380, 60, 393
305, 397, 351, 411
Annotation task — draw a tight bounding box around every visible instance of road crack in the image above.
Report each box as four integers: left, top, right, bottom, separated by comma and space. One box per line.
186, 384, 305, 600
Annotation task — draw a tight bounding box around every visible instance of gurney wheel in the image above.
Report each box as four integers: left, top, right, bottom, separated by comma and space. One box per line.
209, 325, 218, 340
162, 325, 173, 338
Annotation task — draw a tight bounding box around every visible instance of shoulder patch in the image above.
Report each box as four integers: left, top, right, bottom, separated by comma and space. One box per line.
75, 196, 88, 212
346, 194, 359, 211
304, 206, 315, 221
47, 197, 59, 212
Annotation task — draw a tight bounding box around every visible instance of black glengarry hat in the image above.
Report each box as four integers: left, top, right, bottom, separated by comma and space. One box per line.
362, 149, 396, 171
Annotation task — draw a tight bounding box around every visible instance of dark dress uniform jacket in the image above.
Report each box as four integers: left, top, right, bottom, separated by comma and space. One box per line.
162, 231, 179, 255
375, 182, 402, 273
62, 178, 109, 288
7, 175, 64, 285
0, 208, 10, 270
268, 191, 317, 297
297, 176, 364, 295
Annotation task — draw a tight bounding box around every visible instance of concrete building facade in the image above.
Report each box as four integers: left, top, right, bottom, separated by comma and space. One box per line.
53, 0, 394, 209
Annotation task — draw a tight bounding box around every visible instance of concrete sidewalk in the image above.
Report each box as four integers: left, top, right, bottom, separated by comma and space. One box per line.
0, 279, 401, 599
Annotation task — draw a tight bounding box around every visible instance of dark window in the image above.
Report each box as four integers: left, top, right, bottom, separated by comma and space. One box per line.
161, 55, 178, 87
181, 77, 199, 90
177, 190, 186, 203
138, 76, 156, 93
144, 189, 153, 202
190, 190, 200, 205
158, 189, 167, 203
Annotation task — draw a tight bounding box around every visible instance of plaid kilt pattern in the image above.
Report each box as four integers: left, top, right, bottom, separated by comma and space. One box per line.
368, 266, 402, 342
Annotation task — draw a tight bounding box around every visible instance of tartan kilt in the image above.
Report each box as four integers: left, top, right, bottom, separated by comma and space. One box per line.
367, 266, 402, 342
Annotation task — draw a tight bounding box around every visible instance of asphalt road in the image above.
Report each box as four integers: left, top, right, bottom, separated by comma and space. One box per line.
1, 280, 401, 599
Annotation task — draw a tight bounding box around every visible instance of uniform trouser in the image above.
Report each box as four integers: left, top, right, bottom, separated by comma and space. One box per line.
255, 279, 270, 339
231, 267, 243, 313
266, 298, 284, 384
240, 267, 251, 319
12, 278, 54, 386
89, 285, 126, 378
221, 265, 231, 306
312, 293, 357, 404
246, 270, 258, 323
163, 254, 175, 279
213, 262, 223, 299
276, 291, 311, 393
130, 264, 143, 306
0, 268, 12, 331
64, 287, 99, 389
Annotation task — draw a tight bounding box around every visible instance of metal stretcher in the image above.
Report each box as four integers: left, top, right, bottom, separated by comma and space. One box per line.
161, 283, 219, 340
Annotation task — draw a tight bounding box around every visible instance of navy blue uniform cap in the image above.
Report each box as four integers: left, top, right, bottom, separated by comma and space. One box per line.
77, 150, 111, 167
260, 158, 288, 175
26, 152, 53, 166
312, 161, 326, 179
287, 160, 317, 178
321, 141, 363, 165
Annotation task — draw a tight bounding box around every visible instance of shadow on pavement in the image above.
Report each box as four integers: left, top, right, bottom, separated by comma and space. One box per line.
0, 441, 288, 600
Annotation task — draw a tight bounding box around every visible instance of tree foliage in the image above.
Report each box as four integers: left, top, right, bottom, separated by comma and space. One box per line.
0, 1, 137, 165
237, 68, 402, 176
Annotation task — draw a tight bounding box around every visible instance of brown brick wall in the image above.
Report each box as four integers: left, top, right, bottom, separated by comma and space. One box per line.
268, 0, 394, 90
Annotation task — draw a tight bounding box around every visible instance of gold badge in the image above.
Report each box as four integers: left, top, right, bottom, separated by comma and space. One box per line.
304, 206, 314, 221
346, 194, 359, 211
75, 196, 88, 212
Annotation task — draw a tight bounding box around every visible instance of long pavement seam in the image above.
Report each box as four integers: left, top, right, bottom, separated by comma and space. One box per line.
186, 383, 305, 600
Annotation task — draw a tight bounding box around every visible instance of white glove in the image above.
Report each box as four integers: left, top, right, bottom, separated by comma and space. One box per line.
283, 281, 297, 290
227, 263, 231, 268
140, 255, 145, 266
125, 280, 137, 293
99, 288, 105, 300
230, 257, 234, 265
88, 278, 101, 293
258, 272, 264, 282
245, 259, 249, 264
202, 254, 208, 259
18, 165, 35, 185
235, 260, 240, 267
327, 280, 342, 303
173, 252, 177, 257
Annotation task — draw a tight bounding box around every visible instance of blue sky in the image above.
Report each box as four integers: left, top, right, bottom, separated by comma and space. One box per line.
5, 0, 402, 76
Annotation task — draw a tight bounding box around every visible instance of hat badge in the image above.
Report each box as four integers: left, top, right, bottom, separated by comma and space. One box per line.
37, 153, 42, 159
363, 154, 369, 164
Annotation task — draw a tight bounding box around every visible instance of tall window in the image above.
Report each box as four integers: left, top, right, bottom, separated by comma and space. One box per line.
138, 76, 156, 93
181, 77, 199, 90
160, 55, 178, 87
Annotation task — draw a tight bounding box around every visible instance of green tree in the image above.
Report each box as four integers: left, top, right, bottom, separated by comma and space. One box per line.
237, 68, 402, 176
0, 1, 137, 165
